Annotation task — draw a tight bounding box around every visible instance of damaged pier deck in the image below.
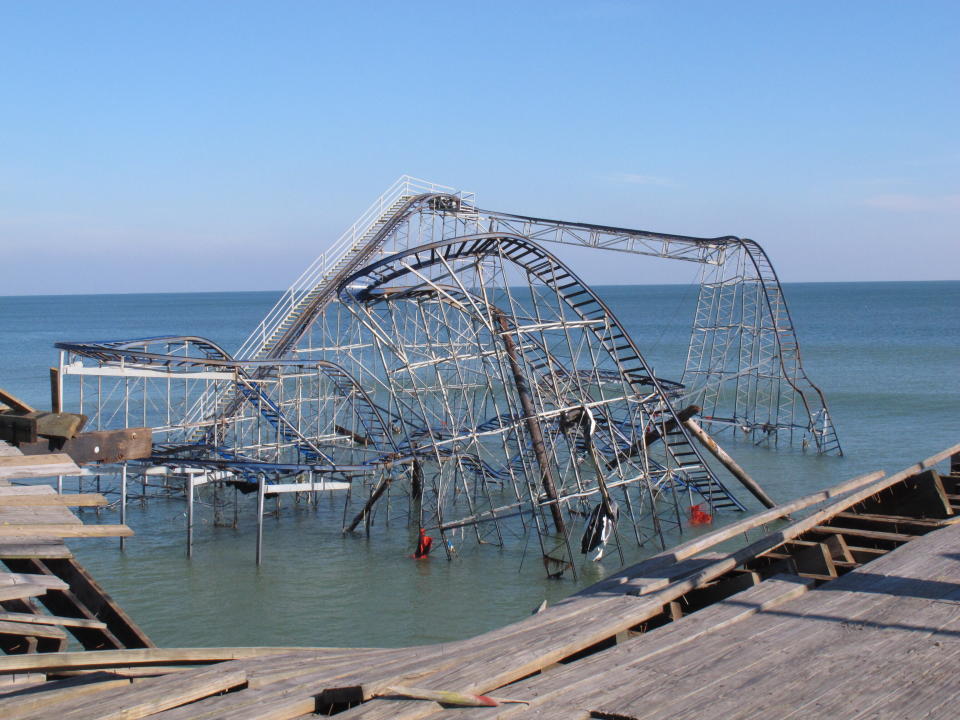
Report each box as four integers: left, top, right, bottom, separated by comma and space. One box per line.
0, 441, 151, 655
0, 443, 958, 719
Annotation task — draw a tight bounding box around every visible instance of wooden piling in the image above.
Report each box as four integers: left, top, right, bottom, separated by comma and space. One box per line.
684, 417, 777, 509
496, 313, 565, 534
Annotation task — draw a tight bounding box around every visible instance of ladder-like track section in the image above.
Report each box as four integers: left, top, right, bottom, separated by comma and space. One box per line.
341, 232, 744, 511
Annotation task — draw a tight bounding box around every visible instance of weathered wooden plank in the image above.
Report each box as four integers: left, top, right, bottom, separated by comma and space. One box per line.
834, 510, 949, 528
0, 505, 83, 525
0, 440, 24, 457
810, 524, 916, 543
0, 412, 88, 443
150, 648, 446, 720
580, 524, 960, 720
327, 457, 960, 720
36, 556, 155, 650
17, 428, 152, 465
0, 671, 46, 689
18, 662, 248, 720
0, 676, 131, 720
0, 487, 108, 507
0, 455, 81, 481
578, 470, 885, 598
0, 539, 72, 559
33, 412, 87, 440
0, 583, 46, 603
0, 389, 36, 414
0, 647, 345, 674
0, 619, 68, 641
0, 611, 107, 630
0, 524, 133, 538
364, 575, 817, 720
0, 414, 37, 445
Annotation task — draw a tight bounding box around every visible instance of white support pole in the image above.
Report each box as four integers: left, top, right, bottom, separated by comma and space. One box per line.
256, 474, 266, 566
57, 475, 63, 495
55, 350, 64, 413
120, 463, 127, 551
186, 473, 194, 558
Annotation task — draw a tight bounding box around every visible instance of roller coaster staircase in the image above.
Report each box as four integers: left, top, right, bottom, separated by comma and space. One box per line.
189, 178, 456, 458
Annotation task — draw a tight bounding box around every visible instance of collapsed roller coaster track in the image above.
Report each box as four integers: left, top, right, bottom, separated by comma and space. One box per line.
54, 176, 841, 574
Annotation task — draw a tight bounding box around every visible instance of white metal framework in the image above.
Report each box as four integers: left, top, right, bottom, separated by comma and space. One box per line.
54, 176, 840, 573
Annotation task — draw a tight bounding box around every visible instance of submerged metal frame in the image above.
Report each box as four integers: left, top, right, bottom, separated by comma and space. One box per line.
53, 176, 841, 572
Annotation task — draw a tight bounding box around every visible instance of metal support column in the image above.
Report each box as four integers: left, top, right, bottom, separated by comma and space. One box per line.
256, 474, 265, 566
120, 463, 127, 551
186, 472, 194, 558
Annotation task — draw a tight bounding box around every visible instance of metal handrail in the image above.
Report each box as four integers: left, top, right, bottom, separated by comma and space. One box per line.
235, 175, 458, 361
181, 175, 460, 433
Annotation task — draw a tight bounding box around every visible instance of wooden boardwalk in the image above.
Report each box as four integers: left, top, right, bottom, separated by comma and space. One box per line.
0, 443, 958, 719
0, 441, 151, 655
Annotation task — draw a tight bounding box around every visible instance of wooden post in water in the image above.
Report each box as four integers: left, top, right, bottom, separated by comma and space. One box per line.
186, 472, 194, 558
683, 418, 777, 509
256, 474, 265, 566
120, 463, 127, 552
495, 312, 565, 534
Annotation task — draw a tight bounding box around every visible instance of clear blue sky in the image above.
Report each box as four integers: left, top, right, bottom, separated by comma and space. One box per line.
2, 1, 957, 294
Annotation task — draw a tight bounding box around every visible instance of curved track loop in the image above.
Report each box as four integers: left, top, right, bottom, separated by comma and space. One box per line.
477, 208, 841, 455
237, 182, 839, 455
339, 232, 743, 511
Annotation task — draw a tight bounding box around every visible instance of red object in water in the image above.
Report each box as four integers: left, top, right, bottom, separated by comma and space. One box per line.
689, 504, 713, 525
414, 528, 433, 559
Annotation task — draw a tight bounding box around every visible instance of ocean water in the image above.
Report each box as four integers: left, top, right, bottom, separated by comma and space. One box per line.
0, 281, 957, 648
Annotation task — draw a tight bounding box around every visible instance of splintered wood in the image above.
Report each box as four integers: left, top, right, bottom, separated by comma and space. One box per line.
0, 443, 958, 719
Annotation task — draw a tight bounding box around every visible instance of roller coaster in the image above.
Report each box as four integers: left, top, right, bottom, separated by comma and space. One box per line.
54, 176, 841, 575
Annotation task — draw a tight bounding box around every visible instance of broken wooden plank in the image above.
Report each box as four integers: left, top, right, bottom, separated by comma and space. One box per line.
0, 389, 35, 415
34, 558, 154, 648
0, 611, 107, 630
397, 574, 817, 720
810, 524, 916, 544
579, 470, 886, 597
0, 619, 68, 642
